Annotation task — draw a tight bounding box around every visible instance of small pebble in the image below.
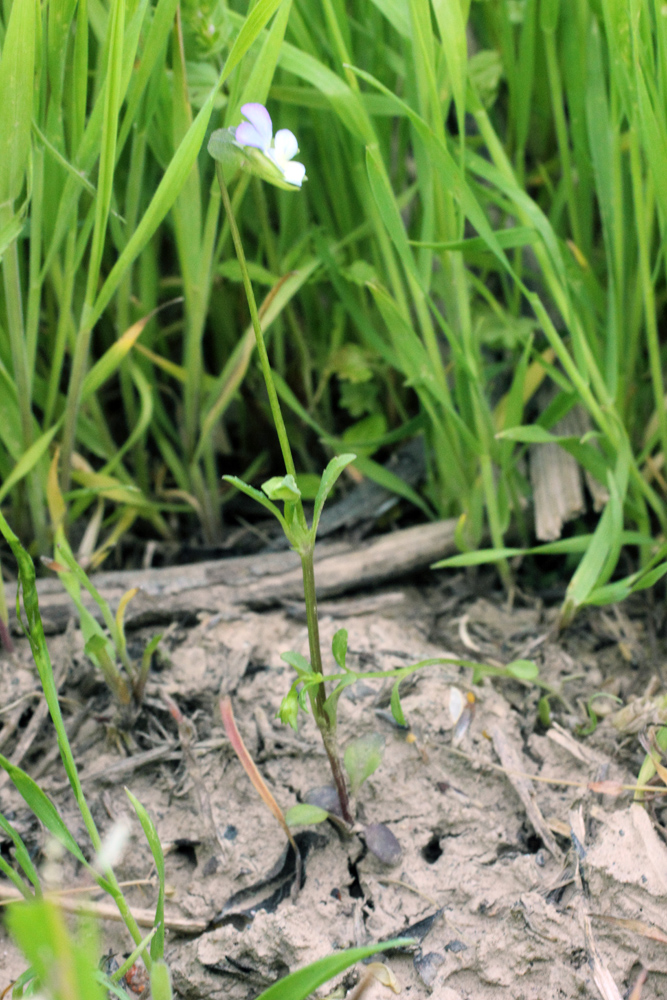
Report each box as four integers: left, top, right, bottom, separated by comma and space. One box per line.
304, 785, 343, 818
364, 822, 402, 865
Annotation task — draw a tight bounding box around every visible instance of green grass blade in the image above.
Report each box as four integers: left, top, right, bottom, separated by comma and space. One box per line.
0, 425, 60, 504
430, 0, 468, 134
125, 790, 165, 961
254, 940, 414, 1000
0, 754, 88, 867
0, 0, 36, 205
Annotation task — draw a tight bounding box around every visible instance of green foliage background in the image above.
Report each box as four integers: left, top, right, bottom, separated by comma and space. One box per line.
1, 0, 667, 616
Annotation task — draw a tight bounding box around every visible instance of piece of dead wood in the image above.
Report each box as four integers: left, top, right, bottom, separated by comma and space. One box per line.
44, 737, 229, 793
489, 724, 564, 860
530, 405, 608, 542
0, 886, 206, 934
13, 520, 458, 634
44, 743, 179, 792
530, 437, 585, 542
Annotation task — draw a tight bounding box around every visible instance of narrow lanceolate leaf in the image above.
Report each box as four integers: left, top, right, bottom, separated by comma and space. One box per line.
0, 0, 36, 204
331, 629, 348, 671
222, 476, 289, 534
8, 900, 105, 1000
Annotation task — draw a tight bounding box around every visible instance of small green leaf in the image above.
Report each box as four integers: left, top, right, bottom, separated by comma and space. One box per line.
285, 804, 329, 827
537, 696, 552, 728
506, 660, 539, 681
223, 475, 288, 531
311, 454, 356, 536
262, 474, 301, 502
344, 733, 385, 797
278, 687, 299, 730
390, 680, 406, 727
332, 629, 348, 670
281, 650, 313, 676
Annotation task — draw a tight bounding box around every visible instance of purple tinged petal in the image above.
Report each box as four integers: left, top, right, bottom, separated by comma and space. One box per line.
273, 129, 299, 161
240, 103, 272, 146
235, 122, 267, 150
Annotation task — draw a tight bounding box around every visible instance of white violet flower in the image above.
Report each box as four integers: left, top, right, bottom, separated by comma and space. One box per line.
235, 103, 306, 188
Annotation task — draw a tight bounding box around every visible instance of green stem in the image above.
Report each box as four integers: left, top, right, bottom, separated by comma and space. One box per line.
215, 164, 296, 479
300, 547, 352, 824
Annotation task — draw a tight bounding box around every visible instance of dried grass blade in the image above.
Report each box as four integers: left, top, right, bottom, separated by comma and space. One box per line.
219, 696, 301, 893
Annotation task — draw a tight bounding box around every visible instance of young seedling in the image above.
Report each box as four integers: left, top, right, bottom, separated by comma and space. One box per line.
44, 451, 162, 726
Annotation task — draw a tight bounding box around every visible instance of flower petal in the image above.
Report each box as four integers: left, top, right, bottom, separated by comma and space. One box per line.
273, 128, 299, 162
235, 122, 269, 150
240, 103, 272, 146
281, 159, 306, 187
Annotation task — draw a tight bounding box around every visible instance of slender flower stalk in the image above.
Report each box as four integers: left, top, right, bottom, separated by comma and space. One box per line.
215, 163, 297, 481
214, 150, 352, 822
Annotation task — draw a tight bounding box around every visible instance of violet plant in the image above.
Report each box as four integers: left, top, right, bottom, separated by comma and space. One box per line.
209, 105, 539, 826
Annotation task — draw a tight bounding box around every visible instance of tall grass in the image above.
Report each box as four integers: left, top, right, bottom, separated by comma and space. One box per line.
0, 0, 666, 618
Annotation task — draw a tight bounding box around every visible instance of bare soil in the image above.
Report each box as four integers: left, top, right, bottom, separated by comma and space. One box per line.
2, 574, 667, 999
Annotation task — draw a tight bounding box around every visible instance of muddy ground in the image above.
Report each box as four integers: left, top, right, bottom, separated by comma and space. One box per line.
1, 572, 667, 999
